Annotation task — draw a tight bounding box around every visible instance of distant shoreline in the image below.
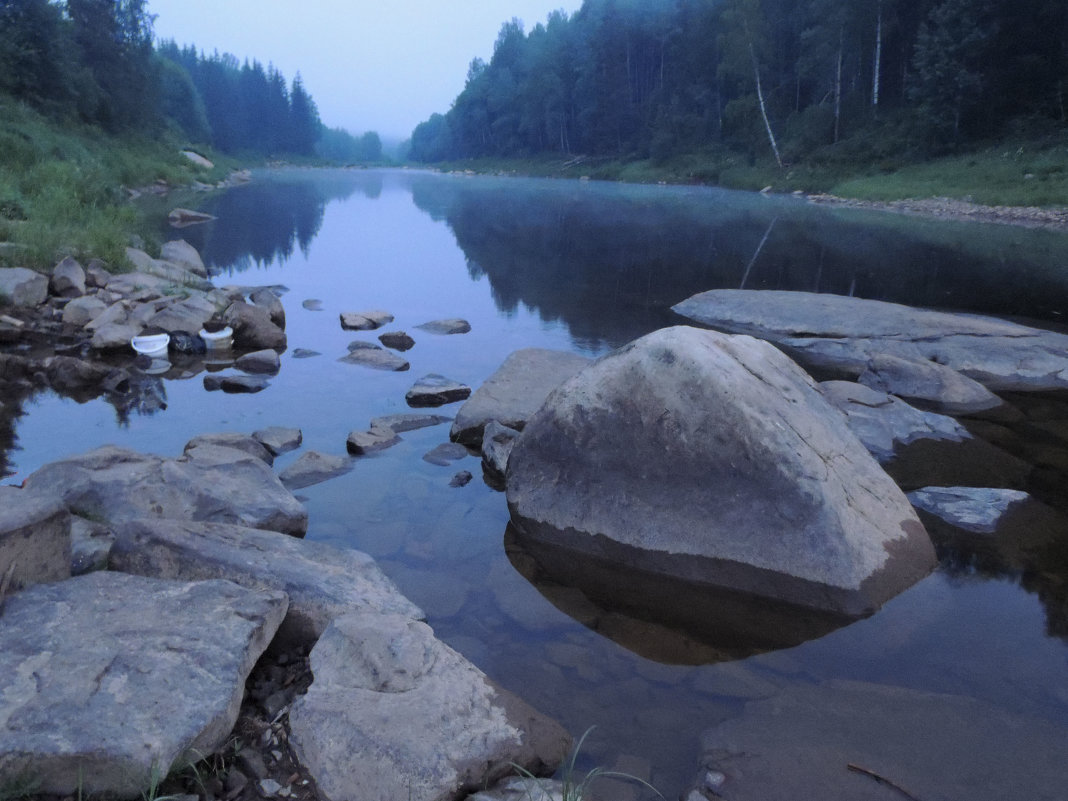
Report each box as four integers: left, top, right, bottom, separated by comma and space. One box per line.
805, 194, 1068, 231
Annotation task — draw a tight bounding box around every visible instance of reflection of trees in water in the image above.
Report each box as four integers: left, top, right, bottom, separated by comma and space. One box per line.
410, 176, 1068, 349
168, 170, 383, 275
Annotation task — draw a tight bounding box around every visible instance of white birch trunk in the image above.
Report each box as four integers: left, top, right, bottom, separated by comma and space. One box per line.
749, 41, 783, 168
834, 29, 843, 143
872, 0, 883, 111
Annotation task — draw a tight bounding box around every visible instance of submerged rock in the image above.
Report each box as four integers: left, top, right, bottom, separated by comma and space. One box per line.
346, 426, 402, 455
506, 326, 935, 618
338, 342, 410, 371
416, 318, 471, 335
340, 309, 393, 331
252, 426, 303, 456
278, 450, 352, 490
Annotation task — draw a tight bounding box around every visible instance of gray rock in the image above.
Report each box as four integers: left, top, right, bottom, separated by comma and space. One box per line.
423, 442, 470, 466
224, 301, 286, 350
0, 572, 286, 797
858, 352, 1003, 415
23, 444, 307, 536
84, 299, 130, 330
337, 342, 409, 371
0, 486, 70, 594
84, 260, 112, 288
699, 679, 1068, 801
301, 299, 323, 311
288, 612, 571, 801
506, 327, 936, 618
125, 247, 212, 290
70, 515, 114, 575
250, 288, 286, 330
146, 294, 219, 334
0, 267, 48, 307
101, 271, 173, 299
906, 487, 1031, 534
109, 518, 423, 645
160, 239, 208, 278
61, 295, 108, 327
370, 413, 452, 433
291, 348, 321, 359
379, 330, 415, 351
449, 470, 473, 488
340, 309, 393, 330
451, 349, 592, 446
406, 374, 472, 408
481, 421, 520, 484
416, 318, 471, 335
235, 349, 281, 375
204, 374, 271, 394
252, 426, 303, 456
184, 432, 275, 465
278, 450, 352, 490
673, 289, 1068, 392
90, 322, 142, 351
44, 356, 116, 394
50, 256, 86, 298
346, 426, 402, 455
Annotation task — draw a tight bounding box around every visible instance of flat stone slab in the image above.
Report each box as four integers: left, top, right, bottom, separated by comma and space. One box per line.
406, 374, 472, 408
416, 318, 471, 335
252, 426, 303, 456
338, 342, 410, 371
451, 349, 592, 446
370, 413, 452, 433
699, 679, 1068, 801
0, 572, 287, 796
673, 289, 1068, 392
109, 518, 423, 644
340, 309, 393, 330
288, 612, 571, 801
857, 352, 1002, 414
906, 487, 1032, 534
423, 442, 471, 466
278, 450, 352, 490
184, 432, 274, 465
0, 487, 70, 593
347, 426, 402, 455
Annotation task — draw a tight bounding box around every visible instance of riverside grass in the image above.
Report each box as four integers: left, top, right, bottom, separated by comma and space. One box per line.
0, 99, 232, 271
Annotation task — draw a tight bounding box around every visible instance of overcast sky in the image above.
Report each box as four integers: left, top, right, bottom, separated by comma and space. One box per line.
149, 0, 583, 141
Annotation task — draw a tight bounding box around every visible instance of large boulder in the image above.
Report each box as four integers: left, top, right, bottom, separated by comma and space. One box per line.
249, 287, 286, 330
451, 349, 592, 446
223, 301, 287, 350
0, 268, 48, 308
0, 572, 287, 797
109, 518, 423, 645
147, 294, 220, 334
0, 486, 70, 593
124, 248, 211, 290
506, 327, 936, 618
159, 239, 208, 278
50, 256, 86, 298
288, 612, 571, 801
673, 289, 1068, 392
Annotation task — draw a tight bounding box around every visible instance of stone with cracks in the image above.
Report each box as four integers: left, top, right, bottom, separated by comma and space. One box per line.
146, 295, 219, 334
0, 486, 70, 593
23, 444, 307, 535
0, 572, 287, 797
109, 518, 423, 645
278, 450, 352, 490
673, 289, 1068, 392
406, 373, 472, 408
481, 421, 520, 486
0, 268, 48, 308
857, 352, 1002, 414
340, 309, 393, 330
249, 288, 286, 330
451, 349, 592, 446
506, 326, 936, 618
50, 257, 86, 298
288, 612, 571, 801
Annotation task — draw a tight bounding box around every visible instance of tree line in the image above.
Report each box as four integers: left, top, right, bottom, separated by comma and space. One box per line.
409, 0, 1067, 165
0, 0, 381, 160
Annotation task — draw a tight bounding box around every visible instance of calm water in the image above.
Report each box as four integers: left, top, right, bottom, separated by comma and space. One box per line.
4, 169, 1068, 797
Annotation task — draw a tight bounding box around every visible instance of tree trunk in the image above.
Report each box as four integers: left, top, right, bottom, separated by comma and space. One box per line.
872, 0, 883, 113
749, 41, 783, 168
834, 28, 843, 144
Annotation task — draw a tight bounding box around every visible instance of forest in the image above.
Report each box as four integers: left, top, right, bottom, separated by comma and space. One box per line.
0, 0, 381, 161
409, 0, 1068, 169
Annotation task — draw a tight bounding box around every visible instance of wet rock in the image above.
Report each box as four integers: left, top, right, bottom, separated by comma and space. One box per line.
184, 432, 275, 466
481, 421, 520, 486
278, 450, 352, 490
0, 486, 70, 593
85, 261, 112, 288
370, 413, 452, 433
50, 256, 86, 298
288, 612, 571, 801
70, 515, 114, 575
0, 572, 286, 797
218, 375, 271, 393
416, 318, 471, 335
906, 487, 1032, 534
44, 356, 117, 394
507, 327, 936, 618
451, 349, 592, 446
337, 342, 409, 371
469, 778, 565, 801
61, 296, 108, 327
109, 518, 423, 645
301, 299, 323, 311
406, 374, 471, 407
160, 239, 208, 278
346, 426, 402, 455
224, 302, 287, 350
168, 329, 207, 356
423, 442, 470, 466
858, 352, 1003, 415
0, 267, 48, 307
236, 349, 281, 375
291, 348, 321, 359
250, 288, 286, 330
449, 470, 473, 488
379, 330, 416, 351
90, 322, 143, 351
340, 309, 393, 331
253, 427, 303, 456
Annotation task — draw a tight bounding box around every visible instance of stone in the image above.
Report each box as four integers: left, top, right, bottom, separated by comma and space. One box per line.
301, 299, 323, 311
252, 426, 303, 456
204, 374, 271, 394
481, 421, 520, 485
340, 309, 393, 330
369, 413, 452, 433
236, 349, 281, 375
44, 356, 117, 395
906, 487, 1032, 534
451, 349, 592, 446
250, 288, 286, 330
346, 426, 402, 455
224, 301, 287, 350
0, 572, 286, 797
70, 515, 114, 575
0, 267, 48, 307
0, 486, 70, 594
449, 470, 473, 488
698, 679, 1068, 801
61, 295, 108, 327
90, 322, 143, 351
23, 444, 307, 536
181, 150, 214, 169
468, 778, 565, 801
406, 374, 472, 407
278, 450, 352, 490
84, 260, 112, 288
147, 294, 219, 334
416, 318, 471, 335
85, 300, 130, 330
291, 348, 321, 359
379, 330, 416, 351
160, 239, 208, 278
168, 207, 216, 227
673, 289, 1068, 392
125, 248, 212, 290
102, 271, 172, 299
50, 256, 86, 298
337, 342, 409, 371
109, 518, 423, 645
858, 352, 1003, 415
506, 327, 936, 618
184, 432, 275, 465
423, 442, 470, 466
168, 330, 206, 356
288, 612, 571, 801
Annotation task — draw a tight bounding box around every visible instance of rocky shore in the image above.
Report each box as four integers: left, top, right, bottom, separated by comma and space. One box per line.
806, 193, 1068, 230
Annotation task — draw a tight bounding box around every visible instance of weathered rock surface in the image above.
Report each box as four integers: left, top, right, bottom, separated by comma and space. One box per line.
250, 288, 286, 330
0, 572, 287, 797
507, 327, 936, 617
481, 421, 520, 486
906, 486, 1031, 534
278, 450, 352, 490
70, 515, 114, 575
160, 239, 208, 278
224, 301, 287, 350
673, 289, 1068, 392
184, 432, 274, 465
857, 352, 1003, 414
346, 426, 402, 455
379, 330, 415, 351
125, 248, 212, 290
416, 318, 471, 335
146, 294, 219, 334
288, 612, 571, 801
469, 778, 565, 801
0, 267, 48, 307
50, 256, 86, 298
0, 486, 70, 593
61, 295, 107, 327
698, 679, 1068, 801
406, 373, 472, 407
423, 442, 470, 466
235, 348, 281, 374
252, 426, 302, 456
203, 374, 271, 394
337, 341, 409, 371
340, 309, 393, 330
451, 349, 592, 446
109, 518, 423, 644
23, 444, 307, 535
370, 413, 452, 433
90, 322, 142, 351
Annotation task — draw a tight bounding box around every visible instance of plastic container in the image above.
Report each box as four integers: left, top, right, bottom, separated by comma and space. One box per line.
199, 325, 234, 350
130, 332, 170, 357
